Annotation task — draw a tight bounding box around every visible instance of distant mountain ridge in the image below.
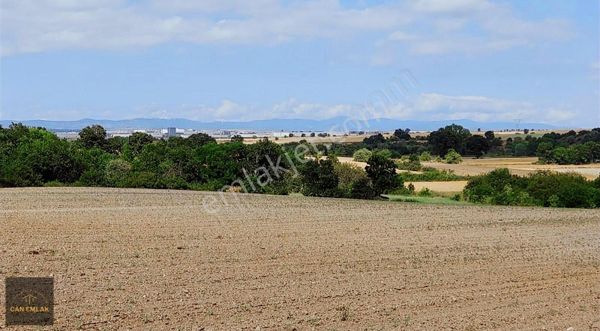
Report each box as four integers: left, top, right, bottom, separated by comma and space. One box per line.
0, 117, 559, 132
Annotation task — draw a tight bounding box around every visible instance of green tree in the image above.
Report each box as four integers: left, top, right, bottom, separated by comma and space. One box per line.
79, 125, 107, 149
392, 128, 411, 140
365, 154, 401, 195
106, 136, 128, 155
77, 147, 112, 186
465, 135, 490, 158
105, 159, 132, 187
300, 159, 340, 197
187, 133, 216, 146
334, 162, 368, 197
353, 148, 372, 162
363, 133, 386, 147
536, 142, 554, 159
350, 177, 377, 199
128, 132, 155, 156
427, 124, 471, 155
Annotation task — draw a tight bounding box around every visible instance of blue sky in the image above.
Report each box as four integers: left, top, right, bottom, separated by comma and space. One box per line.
0, 0, 598, 127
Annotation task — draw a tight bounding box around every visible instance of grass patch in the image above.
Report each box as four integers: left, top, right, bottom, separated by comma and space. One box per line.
399, 169, 467, 182
383, 194, 469, 205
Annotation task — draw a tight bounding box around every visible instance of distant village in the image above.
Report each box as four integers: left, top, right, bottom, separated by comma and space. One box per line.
52, 127, 369, 141
51, 126, 557, 142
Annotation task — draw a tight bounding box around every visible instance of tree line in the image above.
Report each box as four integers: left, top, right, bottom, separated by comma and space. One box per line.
2, 122, 599, 208
317, 125, 600, 164
0, 123, 400, 198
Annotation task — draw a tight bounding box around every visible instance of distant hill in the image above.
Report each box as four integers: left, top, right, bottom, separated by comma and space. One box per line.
0, 117, 558, 132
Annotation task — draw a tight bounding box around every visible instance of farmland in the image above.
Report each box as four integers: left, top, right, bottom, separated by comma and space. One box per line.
337, 156, 600, 193
1, 188, 599, 329
423, 157, 600, 180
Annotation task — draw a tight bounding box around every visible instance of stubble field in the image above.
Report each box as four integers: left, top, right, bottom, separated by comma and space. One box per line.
1, 188, 599, 329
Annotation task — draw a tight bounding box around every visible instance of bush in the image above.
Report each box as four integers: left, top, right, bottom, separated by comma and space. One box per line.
417, 188, 432, 197
399, 169, 465, 182
444, 149, 463, 164
353, 148, 372, 162
491, 185, 535, 206
262, 172, 301, 195
464, 169, 600, 208
334, 162, 368, 197
397, 153, 422, 171
419, 151, 432, 161
373, 148, 392, 159
123, 171, 159, 188
105, 159, 132, 187
300, 159, 340, 197
350, 177, 377, 199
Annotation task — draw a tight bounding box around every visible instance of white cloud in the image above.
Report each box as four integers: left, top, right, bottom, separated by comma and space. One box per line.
1, 0, 573, 56
2, 92, 576, 125
406, 93, 576, 123
411, 0, 490, 14
380, 0, 573, 56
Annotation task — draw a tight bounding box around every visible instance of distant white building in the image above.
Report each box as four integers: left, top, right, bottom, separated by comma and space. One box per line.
272, 132, 290, 138
166, 127, 177, 138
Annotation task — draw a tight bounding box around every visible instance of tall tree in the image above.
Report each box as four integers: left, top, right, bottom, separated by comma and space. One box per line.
79, 125, 107, 149
186, 133, 216, 147
466, 135, 490, 158
427, 124, 471, 155
365, 154, 401, 195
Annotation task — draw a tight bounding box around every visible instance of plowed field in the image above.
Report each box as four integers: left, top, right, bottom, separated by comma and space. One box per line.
1, 188, 599, 329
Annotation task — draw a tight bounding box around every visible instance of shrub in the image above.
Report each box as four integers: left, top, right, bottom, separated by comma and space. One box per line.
399, 169, 465, 182
417, 188, 432, 197
353, 148, 372, 162
350, 177, 377, 199
464, 169, 600, 208
105, 159, 132, 187
159, 175, 189, 189
491, 185, 534, 206
396, 158, 422, 171
123, 171, 159, 188
554, 177, 597, 208
419, 151, 432, 161
593, 176, 600, 189
262, 172, 302, 195
444, 149, 463, 164
334, 162, 368, 197
373, 148, 392, 159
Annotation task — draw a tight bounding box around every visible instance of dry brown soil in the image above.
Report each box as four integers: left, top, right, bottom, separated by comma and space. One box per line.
1, 188, 599, 330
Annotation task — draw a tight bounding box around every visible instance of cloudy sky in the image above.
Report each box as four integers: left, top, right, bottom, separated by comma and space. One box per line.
1, 0, 598, 126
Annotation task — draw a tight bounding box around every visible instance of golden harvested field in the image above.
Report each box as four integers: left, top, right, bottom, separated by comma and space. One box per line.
1, 188, 600, 330
424, 157, 600, 180
336, 157, 423, 175
406, 180, 469, 193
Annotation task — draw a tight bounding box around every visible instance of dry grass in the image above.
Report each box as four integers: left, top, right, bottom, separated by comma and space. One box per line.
406, 180, 469, 192
424, 157, 600, 180
1, 187, 599, 329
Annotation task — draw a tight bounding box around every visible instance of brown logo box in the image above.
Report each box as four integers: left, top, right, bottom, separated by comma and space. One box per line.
5, 277, 54, 326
